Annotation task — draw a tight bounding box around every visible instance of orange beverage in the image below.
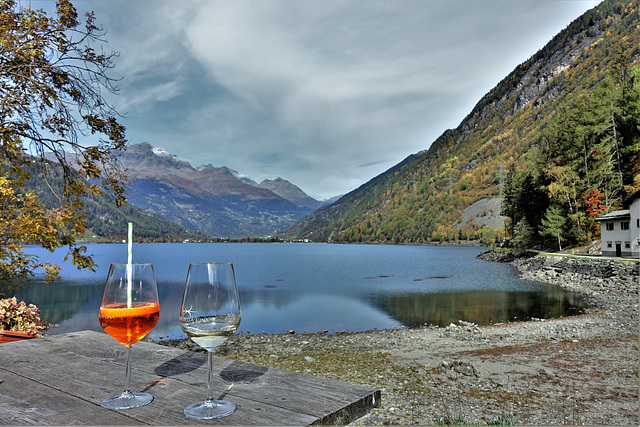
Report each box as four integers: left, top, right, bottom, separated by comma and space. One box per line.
99, 302, 160, 346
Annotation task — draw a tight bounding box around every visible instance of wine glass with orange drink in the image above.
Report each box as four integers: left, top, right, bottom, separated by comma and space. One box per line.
99, 263, 160, 409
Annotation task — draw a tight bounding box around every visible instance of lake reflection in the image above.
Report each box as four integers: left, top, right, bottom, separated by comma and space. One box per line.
14, 243, 588, 338
371, 288, 586, 327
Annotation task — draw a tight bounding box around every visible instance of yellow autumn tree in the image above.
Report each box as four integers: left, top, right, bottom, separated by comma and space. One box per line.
0, 0, 127, 295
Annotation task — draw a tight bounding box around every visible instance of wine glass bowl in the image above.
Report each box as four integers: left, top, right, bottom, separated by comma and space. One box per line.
180, 262, 241, 420
99, 263, 160, 410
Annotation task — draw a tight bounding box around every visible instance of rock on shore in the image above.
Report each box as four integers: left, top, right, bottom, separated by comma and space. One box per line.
153, 253, 639, 426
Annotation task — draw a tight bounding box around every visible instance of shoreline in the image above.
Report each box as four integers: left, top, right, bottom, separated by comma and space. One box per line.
154, 253, 639, 425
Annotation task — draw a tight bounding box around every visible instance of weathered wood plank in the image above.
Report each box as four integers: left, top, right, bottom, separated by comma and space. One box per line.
0, 331, 379, 425
0, 334, 319, 425
0, 370, 144, 425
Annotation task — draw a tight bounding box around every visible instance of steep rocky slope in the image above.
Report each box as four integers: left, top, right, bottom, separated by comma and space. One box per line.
284, 0, 639, 244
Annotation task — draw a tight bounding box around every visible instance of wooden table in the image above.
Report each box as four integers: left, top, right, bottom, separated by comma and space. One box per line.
0, 331, 380, 425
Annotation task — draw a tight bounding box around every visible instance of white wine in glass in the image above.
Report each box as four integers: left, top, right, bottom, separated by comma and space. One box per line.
180, 262, 241, 420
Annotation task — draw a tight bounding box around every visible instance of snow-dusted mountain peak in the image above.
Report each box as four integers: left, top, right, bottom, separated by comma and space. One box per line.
151, 146, 186, 163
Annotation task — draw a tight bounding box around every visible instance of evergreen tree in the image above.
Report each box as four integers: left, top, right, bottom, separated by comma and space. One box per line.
512, 219, 534, 256
501, 166, 546, 240
540, 205, 567, 251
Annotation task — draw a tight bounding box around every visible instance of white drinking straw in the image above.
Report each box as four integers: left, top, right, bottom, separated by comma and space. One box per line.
127, 222, 133, 308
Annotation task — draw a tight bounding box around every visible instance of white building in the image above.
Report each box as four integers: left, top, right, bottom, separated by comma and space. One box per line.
596, 190, 640, 258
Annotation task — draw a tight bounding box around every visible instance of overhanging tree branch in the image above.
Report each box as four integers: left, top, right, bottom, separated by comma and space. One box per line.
0, 0, 128, 294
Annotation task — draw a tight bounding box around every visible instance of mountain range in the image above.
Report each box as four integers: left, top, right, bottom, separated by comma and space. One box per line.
117, 143, 323, 237
283, 0, 640, 244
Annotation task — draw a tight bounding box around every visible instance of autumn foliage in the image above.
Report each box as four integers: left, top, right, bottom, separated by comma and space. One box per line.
0, 0, 127, 294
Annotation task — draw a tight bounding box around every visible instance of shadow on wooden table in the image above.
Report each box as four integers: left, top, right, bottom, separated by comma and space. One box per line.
154, 350, 206, 376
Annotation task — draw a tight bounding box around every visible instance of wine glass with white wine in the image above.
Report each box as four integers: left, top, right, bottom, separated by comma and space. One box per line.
179, 262, 241, 420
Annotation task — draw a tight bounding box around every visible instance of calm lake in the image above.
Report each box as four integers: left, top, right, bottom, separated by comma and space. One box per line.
15, 243, 587, 340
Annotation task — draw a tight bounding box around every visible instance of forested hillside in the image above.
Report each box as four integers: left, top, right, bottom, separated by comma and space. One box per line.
285, 0, 639, 249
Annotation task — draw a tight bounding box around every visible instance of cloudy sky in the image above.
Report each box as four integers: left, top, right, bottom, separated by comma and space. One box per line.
43, 0, 600, 200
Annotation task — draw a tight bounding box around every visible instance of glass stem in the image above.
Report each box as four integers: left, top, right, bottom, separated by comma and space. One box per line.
124, 345, 133, 395
205, 350, 216, 406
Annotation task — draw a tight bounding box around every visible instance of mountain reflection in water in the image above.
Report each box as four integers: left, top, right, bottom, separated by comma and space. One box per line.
370, 288, 586, 327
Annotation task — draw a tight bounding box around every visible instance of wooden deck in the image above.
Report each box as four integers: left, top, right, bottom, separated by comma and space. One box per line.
0, 331, 380, 425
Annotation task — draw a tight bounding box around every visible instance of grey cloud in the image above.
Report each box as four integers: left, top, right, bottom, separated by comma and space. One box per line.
63, 0, 599, 200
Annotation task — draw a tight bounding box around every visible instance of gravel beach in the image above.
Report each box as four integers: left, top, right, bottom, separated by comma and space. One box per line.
154, 253, 639, 425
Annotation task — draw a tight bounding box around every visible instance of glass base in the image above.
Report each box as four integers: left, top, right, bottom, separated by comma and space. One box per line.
183, 399, 236, 420
101, 391, 154, 410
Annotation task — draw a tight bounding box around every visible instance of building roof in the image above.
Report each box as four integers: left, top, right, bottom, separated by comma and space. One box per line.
595, 209, 630, 222
595, 189, 639, 222
623, 189, 640, 206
